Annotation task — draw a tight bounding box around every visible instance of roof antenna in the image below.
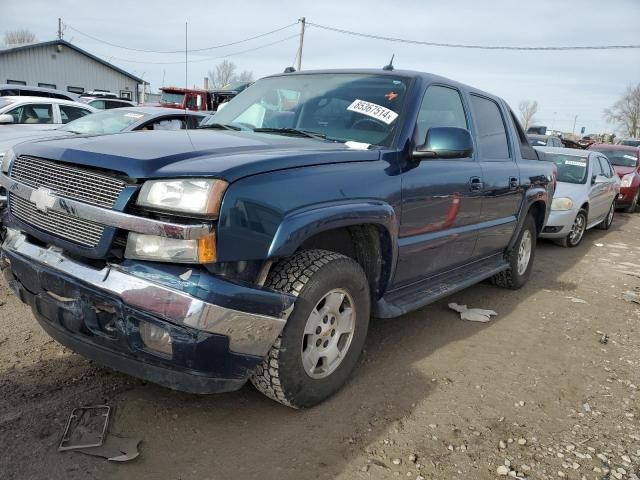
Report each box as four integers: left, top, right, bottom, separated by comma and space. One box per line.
383, 54, 395, 71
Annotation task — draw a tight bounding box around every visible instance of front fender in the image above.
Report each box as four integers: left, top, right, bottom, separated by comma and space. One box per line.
267, 200, 398, 259
508, 183, 552, 249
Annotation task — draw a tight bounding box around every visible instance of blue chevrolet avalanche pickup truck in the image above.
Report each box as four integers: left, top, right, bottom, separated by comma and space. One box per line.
0, 69, 554, 408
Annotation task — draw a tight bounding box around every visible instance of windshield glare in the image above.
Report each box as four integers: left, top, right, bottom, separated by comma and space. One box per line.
61, 109, 148, 134
160, 92, 185, 105
205, 74, 410, 146
544, 153, 589, 184
0, 99, 14, 110
591, 148, 638, 167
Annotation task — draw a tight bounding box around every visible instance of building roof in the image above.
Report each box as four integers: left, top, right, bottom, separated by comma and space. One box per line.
0, 40, 146, 84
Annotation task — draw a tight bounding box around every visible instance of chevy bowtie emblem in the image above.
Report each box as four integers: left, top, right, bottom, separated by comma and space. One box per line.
30, 187, 56, 213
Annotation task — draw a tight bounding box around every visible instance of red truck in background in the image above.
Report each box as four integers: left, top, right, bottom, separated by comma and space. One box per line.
158, 82, 252, 112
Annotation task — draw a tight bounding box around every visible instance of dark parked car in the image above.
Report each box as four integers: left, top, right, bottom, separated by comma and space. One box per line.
0, 83, 79, 102
589, 143, 640, 212
0, 69, 555, 408
528, 134, 562, 147
80, 97, 137, 109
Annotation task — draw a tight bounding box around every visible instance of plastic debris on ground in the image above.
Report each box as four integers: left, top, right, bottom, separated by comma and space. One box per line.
565, 296, 587, 304
448, 303, 497, 322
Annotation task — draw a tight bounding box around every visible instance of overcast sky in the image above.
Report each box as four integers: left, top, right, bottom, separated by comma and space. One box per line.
2, 0, 639, 134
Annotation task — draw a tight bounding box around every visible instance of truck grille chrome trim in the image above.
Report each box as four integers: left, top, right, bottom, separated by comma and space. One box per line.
11, 156, 126, 209
1, 229, 291, 357
9, 194, 104, 247
0, 173, 212, 240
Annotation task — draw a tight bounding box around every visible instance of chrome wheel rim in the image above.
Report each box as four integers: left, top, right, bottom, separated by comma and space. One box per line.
301, 289, 355, 379
517, 229, 532, 275
569, 213, 586, 245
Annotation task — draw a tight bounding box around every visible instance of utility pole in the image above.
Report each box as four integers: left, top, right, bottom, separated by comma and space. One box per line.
296, 17, 306, 71
57, 18, 63, 40
572, 114, 578, 138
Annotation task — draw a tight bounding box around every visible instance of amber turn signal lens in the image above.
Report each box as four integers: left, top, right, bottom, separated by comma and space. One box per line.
198, 233, 217, 263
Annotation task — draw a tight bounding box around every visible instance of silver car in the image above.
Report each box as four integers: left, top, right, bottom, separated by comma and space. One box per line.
537, 147, 620, 247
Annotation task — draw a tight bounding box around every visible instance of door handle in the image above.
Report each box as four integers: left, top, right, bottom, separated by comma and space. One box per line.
509, 176, 519, 190
469, 176, 483, 192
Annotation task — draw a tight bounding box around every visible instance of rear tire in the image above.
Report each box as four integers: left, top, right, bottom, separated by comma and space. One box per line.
250, 250, 370, 408
597, 200, 615, 230
492, 214, 536, 290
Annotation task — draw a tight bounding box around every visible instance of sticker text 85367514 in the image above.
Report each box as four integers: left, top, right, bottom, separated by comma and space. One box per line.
347, 99, 399, 125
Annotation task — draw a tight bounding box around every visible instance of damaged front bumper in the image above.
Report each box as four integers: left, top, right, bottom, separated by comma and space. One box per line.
0, 229, 295, 394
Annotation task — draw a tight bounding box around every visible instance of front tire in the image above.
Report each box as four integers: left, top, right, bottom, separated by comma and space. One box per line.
250, 250, 370, 408
492, 213, 536, 289
556, 208, 587, 247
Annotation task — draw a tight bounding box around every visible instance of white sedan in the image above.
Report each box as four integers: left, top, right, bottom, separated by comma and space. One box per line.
0, 96, 96, 131
537, 147, 620, 247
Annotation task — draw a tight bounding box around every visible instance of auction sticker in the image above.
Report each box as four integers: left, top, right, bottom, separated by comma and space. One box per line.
565, 159, 587, 166
347, 99, 398, 125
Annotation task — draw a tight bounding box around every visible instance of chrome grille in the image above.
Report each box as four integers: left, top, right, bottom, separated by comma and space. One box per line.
11, 156, 126, 208
9, 193, 105, 247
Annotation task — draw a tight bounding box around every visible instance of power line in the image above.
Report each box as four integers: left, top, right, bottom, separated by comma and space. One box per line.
63, 21, 299, 54
104, 34, 300, 65
306, 21, 640, 51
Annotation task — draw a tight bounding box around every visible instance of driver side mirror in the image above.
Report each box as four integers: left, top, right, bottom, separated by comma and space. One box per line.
413, 127, 473, 160
0, 114, 14, 124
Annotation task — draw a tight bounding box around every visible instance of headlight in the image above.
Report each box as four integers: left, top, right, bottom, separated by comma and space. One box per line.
1, 147, 15, 173
124, 232, 216, 263
137, 179, 228, 216
621, 172, 635, 188
551, 197, 574, 211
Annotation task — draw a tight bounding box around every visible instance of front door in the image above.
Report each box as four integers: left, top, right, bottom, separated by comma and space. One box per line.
467, 94, 521, 256
394, 84, 483, 288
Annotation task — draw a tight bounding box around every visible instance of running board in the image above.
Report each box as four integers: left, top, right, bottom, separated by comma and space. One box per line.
374, 255, 509, 318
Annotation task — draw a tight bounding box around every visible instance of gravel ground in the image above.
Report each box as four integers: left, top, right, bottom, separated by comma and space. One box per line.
1, 213, 639, 480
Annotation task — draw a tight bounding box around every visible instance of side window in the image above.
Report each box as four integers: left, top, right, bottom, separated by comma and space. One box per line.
187, 115, 205, 129
59, 105, 91, 124
8, 103, 53, 124
105, 101, 125, 109
470, 95, 510, 160
508, 109, 538, 160
591, 156, 604, 179
598, 157, 613, 178
145, 117, 186, 131
90, 100, 106, 110
415, 85, 467, 142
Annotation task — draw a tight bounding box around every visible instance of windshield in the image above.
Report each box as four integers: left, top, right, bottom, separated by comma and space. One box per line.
620, 139, 640, 147
591, 148, 638, 167
160, 92, 185, 105
543, 153, 589, 184
204, 73, 411, 146
61, 109, 148, 134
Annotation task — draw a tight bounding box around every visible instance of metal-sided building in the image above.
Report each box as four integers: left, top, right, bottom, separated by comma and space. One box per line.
0, 40, 144, 102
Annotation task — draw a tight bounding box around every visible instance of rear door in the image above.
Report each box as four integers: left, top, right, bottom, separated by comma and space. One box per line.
467, 94, 521, 257
395, 84, 483, 287
596, 155, 618, 215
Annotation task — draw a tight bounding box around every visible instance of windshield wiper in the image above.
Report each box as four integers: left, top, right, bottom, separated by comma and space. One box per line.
198, 123, 241, 131
253, 127, 327, 140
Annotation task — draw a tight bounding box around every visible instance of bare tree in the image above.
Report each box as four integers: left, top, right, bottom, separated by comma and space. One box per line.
604, 83, 640, 138
208, 60, 237, 88
237, 71, 254, 83
518, 100, 539, 131
208, 61, 254, 88
4, 29, 36, 45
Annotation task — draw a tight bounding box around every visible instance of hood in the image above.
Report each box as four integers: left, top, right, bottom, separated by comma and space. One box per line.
0, 129, 73, 152
12, 130, 381, 182
613, 165, 637, 177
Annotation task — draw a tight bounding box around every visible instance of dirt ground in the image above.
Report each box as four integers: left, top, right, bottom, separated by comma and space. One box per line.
1, 213, 639, 480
